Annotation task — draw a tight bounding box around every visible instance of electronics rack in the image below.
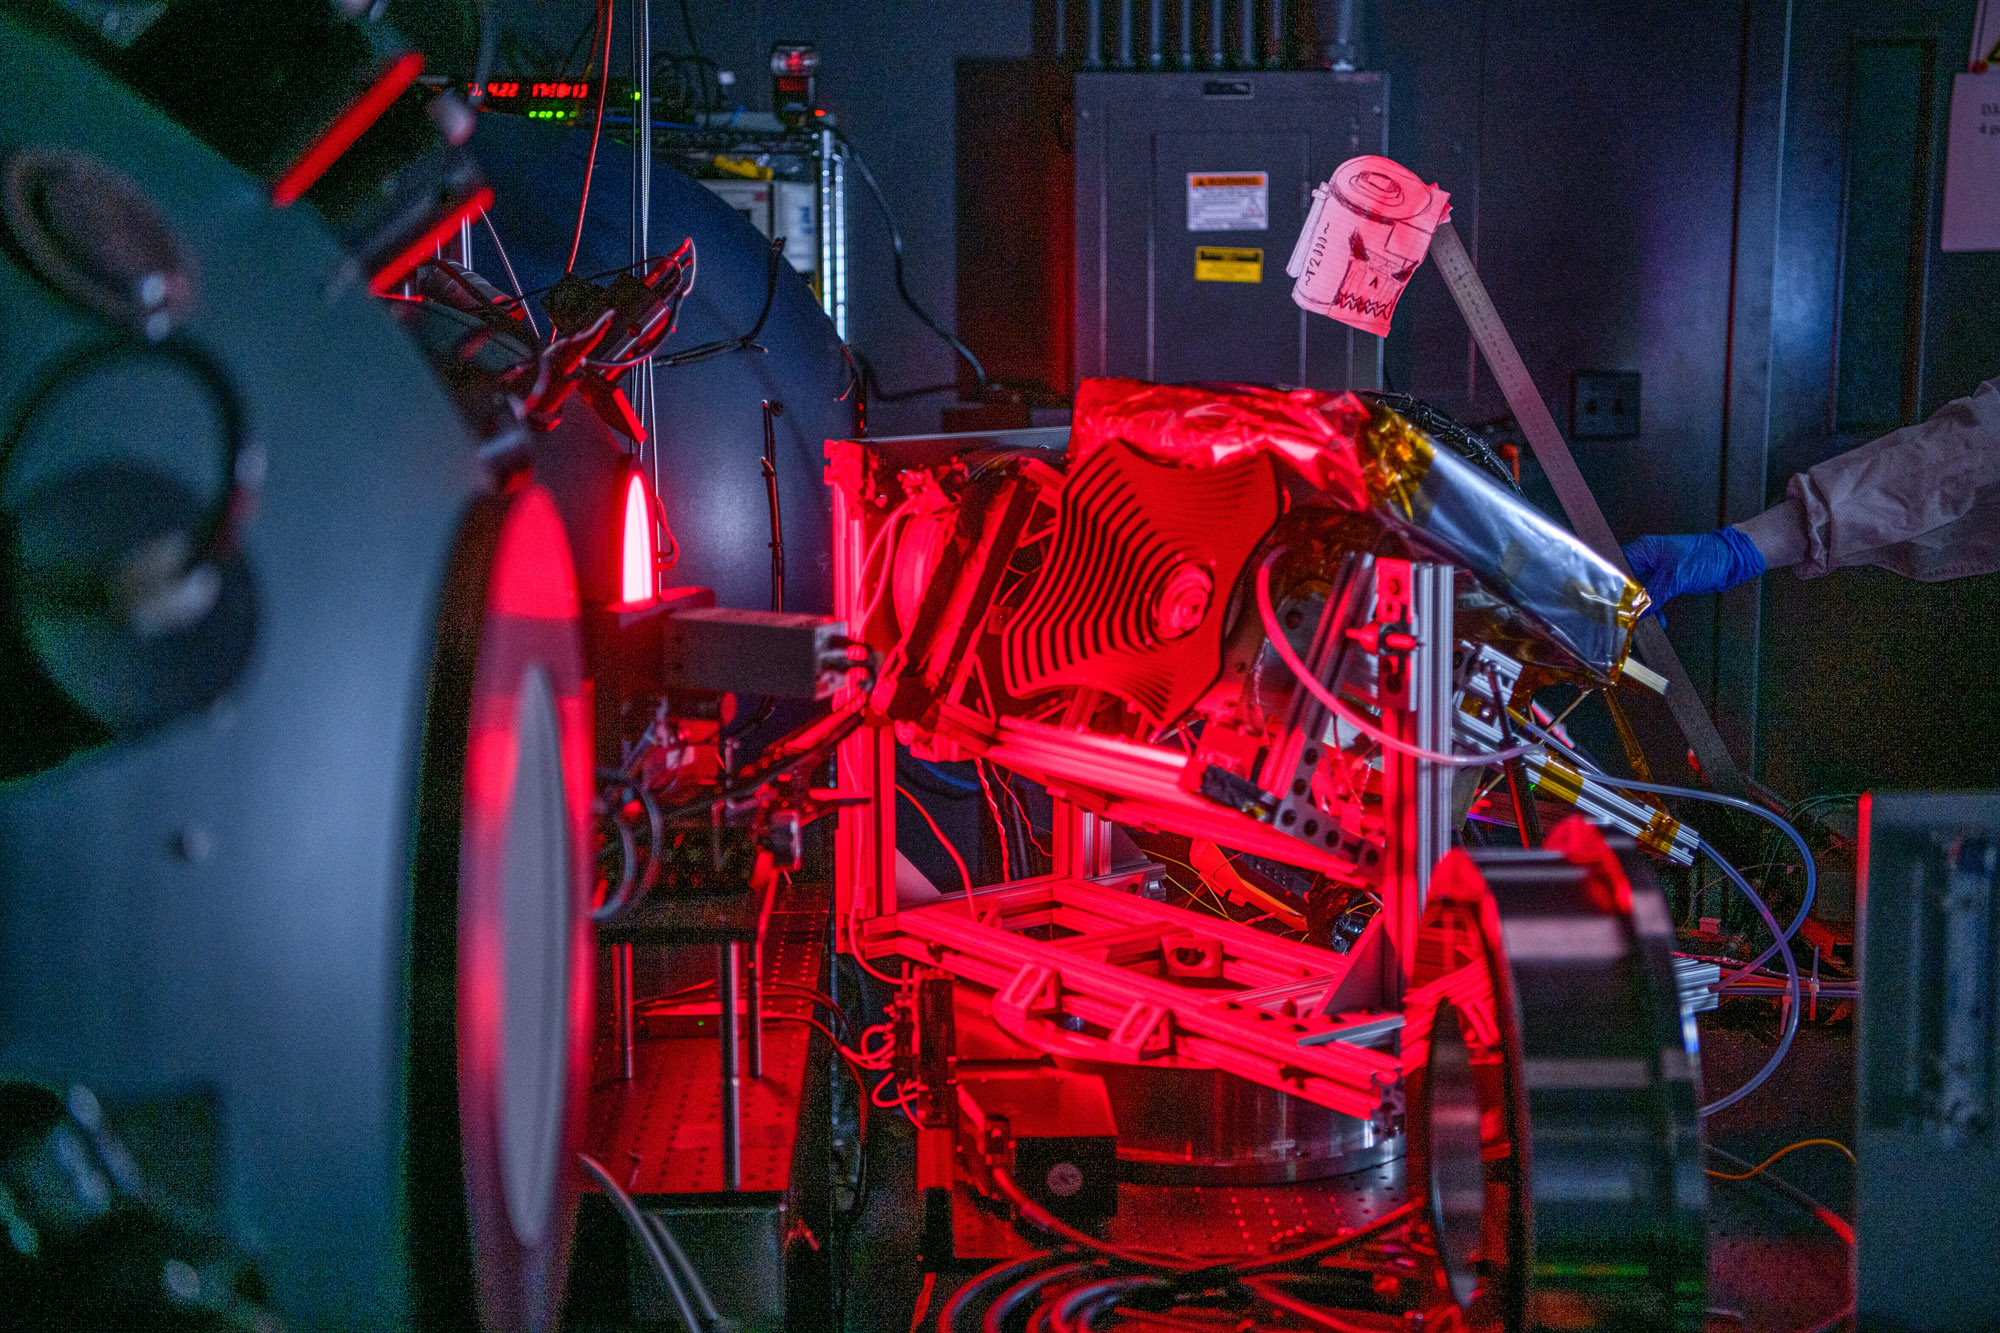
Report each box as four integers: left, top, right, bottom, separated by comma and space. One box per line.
449, 80, 849, 339
655, 110, 848, 342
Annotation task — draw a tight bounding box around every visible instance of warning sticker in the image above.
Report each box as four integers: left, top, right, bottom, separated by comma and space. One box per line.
1195, 246, 1263, 282
1187, 172, 1268, 231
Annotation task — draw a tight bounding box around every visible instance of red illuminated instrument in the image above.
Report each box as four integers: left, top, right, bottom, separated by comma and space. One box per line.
614, 464, 661, 610
816, 380, 1701, 1328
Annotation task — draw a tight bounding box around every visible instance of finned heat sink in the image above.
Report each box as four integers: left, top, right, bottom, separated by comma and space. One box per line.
1001, 439, 1279, 728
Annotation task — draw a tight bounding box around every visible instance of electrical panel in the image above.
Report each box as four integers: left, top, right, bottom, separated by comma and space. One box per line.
1074, 70, 1388, 393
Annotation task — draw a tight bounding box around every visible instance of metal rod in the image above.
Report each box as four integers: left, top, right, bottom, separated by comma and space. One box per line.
1148, 0, 1164, 66
748, 937, 765, 1079
1327, 0, 1361, 69
719, 942, 742, 1190
613, 941, 635, 1080
1116, 0, 1134, 67
1267, 0, 1284, 67
1209, 0, 1225, 67
1054, 0, 1068, 57
1179, 0, 1194, 65
1238, 0, 1255, 68
1086, 0, 1104, 66
631, 0, 657, 507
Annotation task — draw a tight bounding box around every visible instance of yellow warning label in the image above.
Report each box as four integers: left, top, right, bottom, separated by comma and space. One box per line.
1195, 245, 1263, 283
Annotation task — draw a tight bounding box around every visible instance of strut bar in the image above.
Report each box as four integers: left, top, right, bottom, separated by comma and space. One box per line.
1427, 220, 1746, 797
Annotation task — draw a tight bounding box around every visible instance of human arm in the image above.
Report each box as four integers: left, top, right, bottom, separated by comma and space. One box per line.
1624, 374, 2000, 606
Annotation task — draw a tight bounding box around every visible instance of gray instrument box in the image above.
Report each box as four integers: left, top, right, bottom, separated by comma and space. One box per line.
1073, 70, 1388, 393
662, 607, 849, 700
1858, 791, 2000, 1330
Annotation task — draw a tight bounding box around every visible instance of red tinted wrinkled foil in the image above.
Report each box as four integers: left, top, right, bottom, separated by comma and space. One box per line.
1071, 377, 1373, 509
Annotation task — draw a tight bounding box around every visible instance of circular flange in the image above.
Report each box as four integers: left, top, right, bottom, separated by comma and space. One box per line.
1404, 819, 1706, 1332
2, 148, 195, 339
408, 482, 593, 1331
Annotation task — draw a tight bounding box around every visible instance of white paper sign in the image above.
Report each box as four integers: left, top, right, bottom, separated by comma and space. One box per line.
1186, 172, 1268, 231
1286, 156, 1451, 336
1943, 70, 2000, 251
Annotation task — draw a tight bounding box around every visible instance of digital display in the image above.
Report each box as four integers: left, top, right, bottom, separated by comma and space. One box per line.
467, 80, 590, 102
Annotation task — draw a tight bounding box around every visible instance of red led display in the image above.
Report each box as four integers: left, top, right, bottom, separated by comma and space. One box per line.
464, 79, 590, 102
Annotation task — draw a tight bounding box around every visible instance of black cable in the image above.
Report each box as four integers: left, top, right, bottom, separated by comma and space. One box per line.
1486, 664, 1540, 847
761, 398, 784, 613
722, 694, 775, 742
418, 256, 501, 313
988, 1167, 1200, 1269
1226, 1196, 1427, 1276
1358, 390, 1522, 496
983, 1260, 1096, 1333
851, 351, 962, 402
576, 1153, 706, 1333
599, 799, 638, 916
465, 0, 497, 107
937, 1252, 1061, 1333
646, 1213, 724, 1329
1704, 1145, 1854, 1332
653, 236, 784, 369
593, 770, 662, 921
1050, 1275, 1168, 1333
490, 256, 662, 315
841, 138, 989, 395
660, 708, 864, 823
674, 0, 717, 115
556, 5, 602, 79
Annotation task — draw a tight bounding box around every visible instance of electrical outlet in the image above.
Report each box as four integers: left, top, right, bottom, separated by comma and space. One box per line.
1572, 371, 1641, 439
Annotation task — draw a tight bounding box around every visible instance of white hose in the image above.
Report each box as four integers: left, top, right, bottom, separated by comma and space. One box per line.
1516, 716, 1818, 985
1690, 837, 1801, 1117
1253, 548, 1539, 769
1504, 715, 1806, 1115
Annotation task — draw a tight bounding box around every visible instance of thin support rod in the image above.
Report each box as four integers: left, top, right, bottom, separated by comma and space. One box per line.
1148, 0, 1164, 66
1238, 0, 1255, 68
1116, 0, 1134, 67
1209, 0, 1225, 67
1085, 0, 1104, 66
613, 942, 636, 1081
720, 941, 742, 1189
1178, 0, 1194, 66
748, 937, 765, 1079
631, 0, 658, 489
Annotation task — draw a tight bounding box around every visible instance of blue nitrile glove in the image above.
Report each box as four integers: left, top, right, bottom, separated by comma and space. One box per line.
1621, 528, 1766, 612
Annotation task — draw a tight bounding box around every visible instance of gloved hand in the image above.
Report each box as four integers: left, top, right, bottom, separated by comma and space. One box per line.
1621, 528, 1766, 611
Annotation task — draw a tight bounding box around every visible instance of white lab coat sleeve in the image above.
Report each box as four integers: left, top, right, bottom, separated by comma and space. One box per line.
1736, 376, 2000, 581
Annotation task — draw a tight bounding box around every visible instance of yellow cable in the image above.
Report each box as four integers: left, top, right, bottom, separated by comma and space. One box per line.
1705, 1137, 1854, 1181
